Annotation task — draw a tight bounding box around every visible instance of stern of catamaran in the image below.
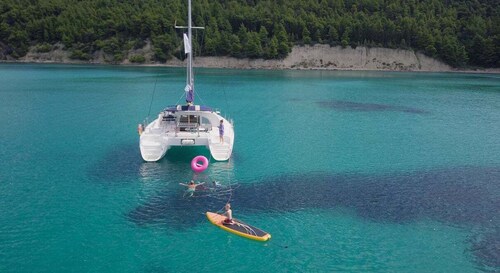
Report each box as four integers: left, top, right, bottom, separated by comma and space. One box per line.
139, 105, 234, 162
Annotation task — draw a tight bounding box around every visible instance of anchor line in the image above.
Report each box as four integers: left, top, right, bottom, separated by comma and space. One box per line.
147, 74, 159, 118
215, 158, 234, 214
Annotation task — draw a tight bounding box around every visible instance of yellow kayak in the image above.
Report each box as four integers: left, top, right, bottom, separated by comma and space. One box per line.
206, 212, 271, 242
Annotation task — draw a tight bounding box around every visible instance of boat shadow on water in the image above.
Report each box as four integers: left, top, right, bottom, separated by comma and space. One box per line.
127, 166, 499, 270
87, 143, 240, 183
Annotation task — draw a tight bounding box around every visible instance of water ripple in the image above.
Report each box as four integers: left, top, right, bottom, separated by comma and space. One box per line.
127, 166, 500, 270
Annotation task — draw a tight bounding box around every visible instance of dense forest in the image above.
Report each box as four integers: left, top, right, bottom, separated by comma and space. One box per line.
0, 0, 498, 67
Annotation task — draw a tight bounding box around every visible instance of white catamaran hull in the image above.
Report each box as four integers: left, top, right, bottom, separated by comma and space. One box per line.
140, 106, 234, 162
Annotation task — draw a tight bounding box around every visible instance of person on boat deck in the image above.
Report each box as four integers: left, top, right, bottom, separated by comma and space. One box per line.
137, 123, 143, 135
223, 203, 234, 224
179, 180, 204, 197
186, 87, 194, 106
218, 119, 224, 144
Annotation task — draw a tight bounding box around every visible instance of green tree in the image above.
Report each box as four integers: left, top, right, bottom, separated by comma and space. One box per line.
245, 31, 262, 58
302, 25, 311, 45
237, 24, 248, 47
152, 34, 176, 62
440, 34, 468, 67
7, 29, 29, 57
328, 26, 339, 45
204, 17, 220, 56
267, 36, 279, 59
274, 22, 289, 58
341, 28, 350, 48
228, 34, 243, 58
258, 26, 269, 50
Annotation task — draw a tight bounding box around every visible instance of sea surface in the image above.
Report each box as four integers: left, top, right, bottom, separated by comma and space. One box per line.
0, 63, 499, 272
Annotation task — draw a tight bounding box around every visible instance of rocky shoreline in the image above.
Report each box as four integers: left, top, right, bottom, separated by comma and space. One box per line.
4, 44, 500, 74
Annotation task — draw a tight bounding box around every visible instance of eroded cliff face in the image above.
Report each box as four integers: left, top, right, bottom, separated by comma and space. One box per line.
191, 45, 452, 71
15, 43, 452, 72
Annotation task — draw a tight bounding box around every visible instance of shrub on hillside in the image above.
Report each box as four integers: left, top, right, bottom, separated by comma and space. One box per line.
129, 55, 146, 63
70, 49, 90, 60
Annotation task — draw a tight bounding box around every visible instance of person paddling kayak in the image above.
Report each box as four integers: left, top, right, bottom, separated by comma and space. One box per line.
223, 203, 234, 225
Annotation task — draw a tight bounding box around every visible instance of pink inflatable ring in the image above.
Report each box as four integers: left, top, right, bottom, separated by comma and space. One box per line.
191, 155, 209, 173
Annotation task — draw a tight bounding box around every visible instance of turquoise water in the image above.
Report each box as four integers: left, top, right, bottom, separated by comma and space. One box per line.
0, 63, 499, 272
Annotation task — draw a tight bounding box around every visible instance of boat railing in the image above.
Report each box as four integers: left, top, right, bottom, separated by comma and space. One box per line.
176, 122, 211, 137
178, 122, 198, 131
199, 124, 212, 132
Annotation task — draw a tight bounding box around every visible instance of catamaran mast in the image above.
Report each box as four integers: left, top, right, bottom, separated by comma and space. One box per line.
176, 0, 203, 105
187, 0, 193, 94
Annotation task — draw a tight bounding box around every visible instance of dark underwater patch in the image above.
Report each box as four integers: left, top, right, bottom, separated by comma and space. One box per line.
127, 166, 499, 269
469, 230, 500, 271
317, 100, 429, 114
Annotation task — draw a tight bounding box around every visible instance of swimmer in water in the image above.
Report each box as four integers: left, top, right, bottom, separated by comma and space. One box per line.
179, 180, 205, 197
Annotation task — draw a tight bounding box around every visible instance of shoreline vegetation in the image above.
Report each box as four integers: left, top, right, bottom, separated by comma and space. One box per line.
4, 44, 499, 74
1, 0, 498, 73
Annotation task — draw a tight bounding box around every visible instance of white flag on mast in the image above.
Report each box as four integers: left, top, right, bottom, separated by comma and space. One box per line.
183, 33, 191, 54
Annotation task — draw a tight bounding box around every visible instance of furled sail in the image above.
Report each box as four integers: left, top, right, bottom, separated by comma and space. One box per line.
185, 83, 193, 103
183, 33, 191, 54
183, 33, 193, 103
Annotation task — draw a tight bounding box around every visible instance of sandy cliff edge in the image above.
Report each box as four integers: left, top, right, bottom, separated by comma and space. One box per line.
189, 45, 453, 72
10, 44, 500, 73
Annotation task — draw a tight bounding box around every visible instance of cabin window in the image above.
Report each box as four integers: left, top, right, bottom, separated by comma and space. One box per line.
201, 117, 210, 125
178, 115, 199, 131
179, 115, 199, 124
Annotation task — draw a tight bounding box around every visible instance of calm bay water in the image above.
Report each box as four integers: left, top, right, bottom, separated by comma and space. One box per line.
0, 63, 499, 272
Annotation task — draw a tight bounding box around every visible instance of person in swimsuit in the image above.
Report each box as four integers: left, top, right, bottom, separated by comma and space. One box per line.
218, 120, 224, 144
223, 203, 234, 224
137, 123, 143, 135
179, 180, 205, 197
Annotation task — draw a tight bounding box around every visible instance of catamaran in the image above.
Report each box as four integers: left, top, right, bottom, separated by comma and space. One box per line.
139, 0, 234, 162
